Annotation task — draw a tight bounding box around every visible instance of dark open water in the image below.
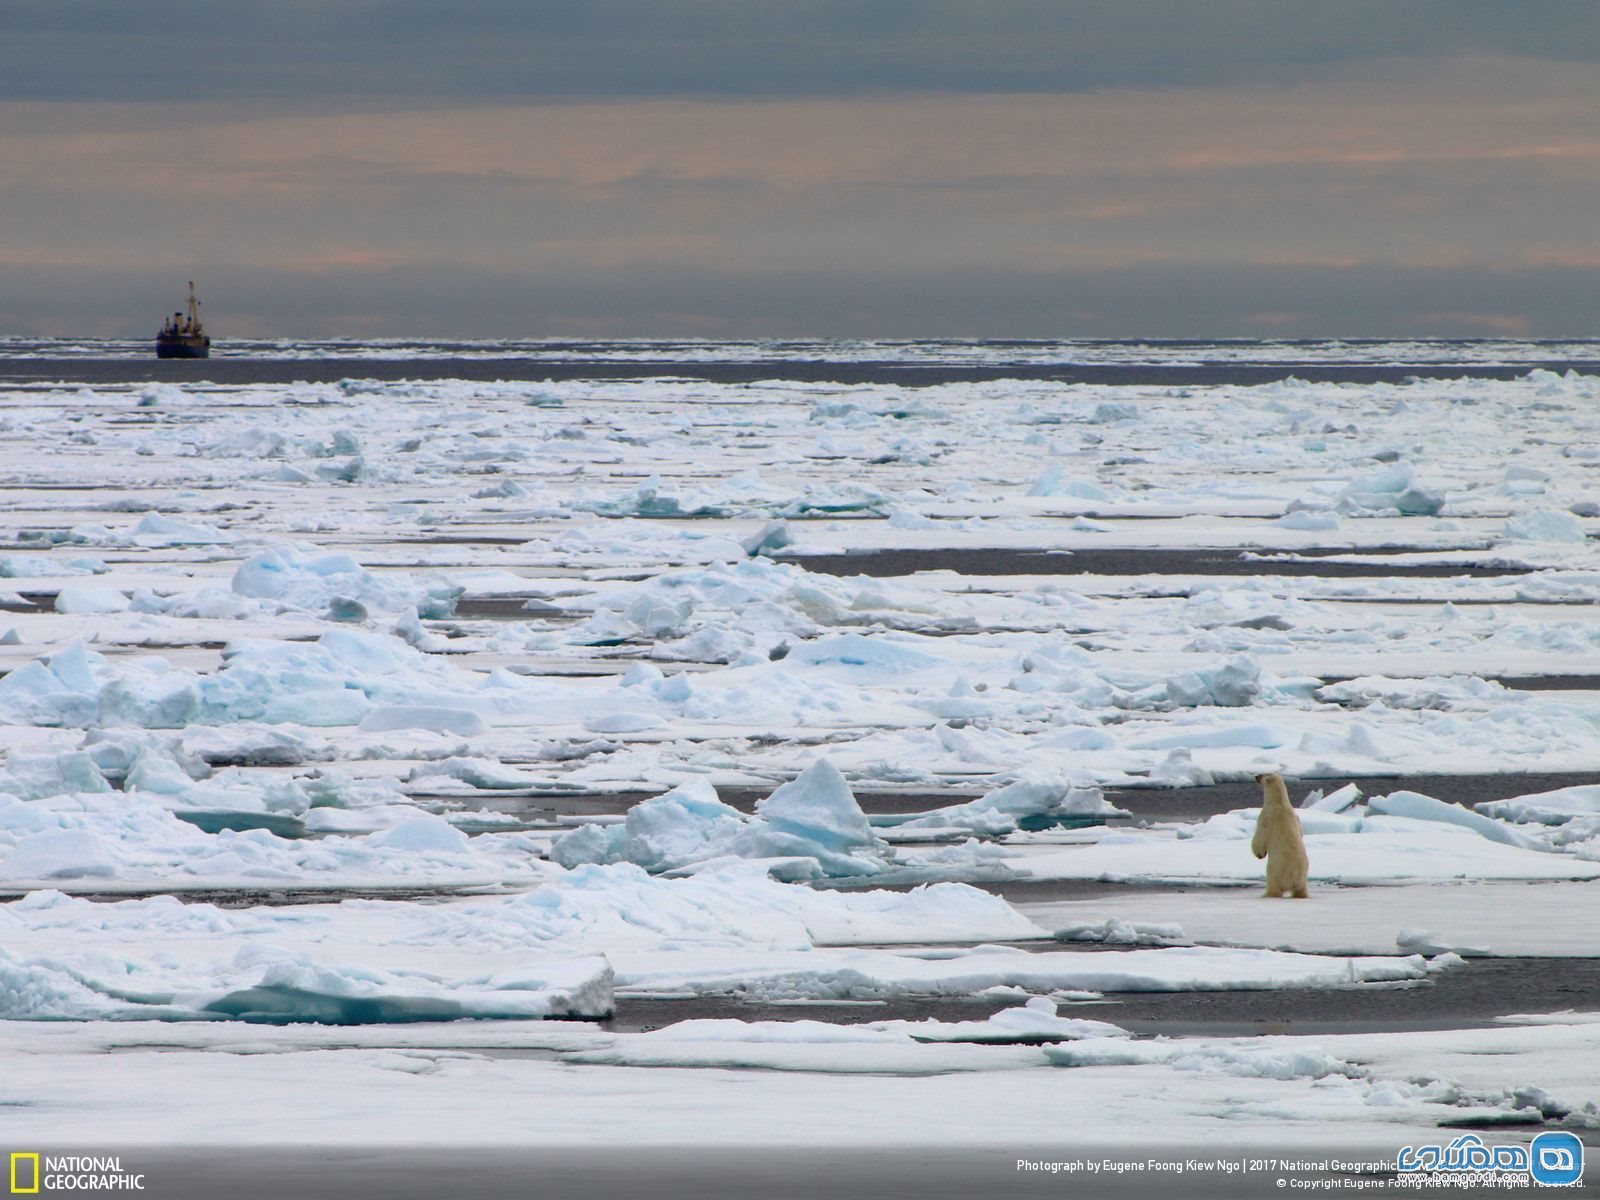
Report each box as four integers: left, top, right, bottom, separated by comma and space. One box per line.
3, 335, 1599, 386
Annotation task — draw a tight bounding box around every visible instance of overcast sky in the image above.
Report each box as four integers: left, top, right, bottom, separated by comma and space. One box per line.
3, 2, 1597, 338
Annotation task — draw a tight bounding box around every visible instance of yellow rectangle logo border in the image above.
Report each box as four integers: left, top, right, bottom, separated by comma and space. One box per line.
9, 1152, 40, 1195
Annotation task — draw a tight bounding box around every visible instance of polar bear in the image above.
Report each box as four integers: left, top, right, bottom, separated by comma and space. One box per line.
1251, 772, 1309, 898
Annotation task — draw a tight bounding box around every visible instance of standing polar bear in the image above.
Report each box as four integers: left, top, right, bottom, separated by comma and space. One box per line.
1251, 772, 1309, 898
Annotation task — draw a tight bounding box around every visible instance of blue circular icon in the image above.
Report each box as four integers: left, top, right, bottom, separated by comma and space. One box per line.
1530, 1131, 1583, 1187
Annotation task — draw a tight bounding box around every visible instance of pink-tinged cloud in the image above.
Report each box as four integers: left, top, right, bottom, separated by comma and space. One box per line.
1412, 311, 1535, 337
1, 54, 1597, 335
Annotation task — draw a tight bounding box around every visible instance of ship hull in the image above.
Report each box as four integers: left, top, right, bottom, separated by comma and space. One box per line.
156, 335, 210, 359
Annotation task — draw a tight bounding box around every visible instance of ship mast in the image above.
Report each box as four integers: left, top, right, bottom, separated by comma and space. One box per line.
185, 281, 202, 333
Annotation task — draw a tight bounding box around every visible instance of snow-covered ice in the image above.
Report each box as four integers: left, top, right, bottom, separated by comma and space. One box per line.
6, 345, 1600, 1168
1020, 880, 1600, 958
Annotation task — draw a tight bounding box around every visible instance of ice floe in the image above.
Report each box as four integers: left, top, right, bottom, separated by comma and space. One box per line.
0, 943, 613, 1023
552, 763, 893, 880
8, 351, 1600, 1155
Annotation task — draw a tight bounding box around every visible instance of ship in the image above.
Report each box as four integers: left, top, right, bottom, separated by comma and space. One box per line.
156, 281, 211, 358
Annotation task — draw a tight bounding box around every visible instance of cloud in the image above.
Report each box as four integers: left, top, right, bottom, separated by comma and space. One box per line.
3, 60, 1594, 263
4, 1, 1599, 103
3, 255, 1597, 341
2, 18, 1596, 337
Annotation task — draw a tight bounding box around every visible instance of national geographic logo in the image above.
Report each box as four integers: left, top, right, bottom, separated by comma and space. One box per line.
8, 1155, 37, 1195
8, 1155, 145, 1192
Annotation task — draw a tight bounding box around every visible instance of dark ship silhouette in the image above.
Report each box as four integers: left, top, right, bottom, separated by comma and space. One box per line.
156, 282, 210, 358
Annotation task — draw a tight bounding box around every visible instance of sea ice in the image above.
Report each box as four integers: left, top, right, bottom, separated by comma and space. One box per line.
612, 944, 1439, 1001
0, 751, 112, 800
1366, 790, 1544, 850
1502, 509, 1587, 543
0, 945, 613, 1023
0, 829, 117, 880
358, 705, 489, 736
1337, 463, 1444, 516
1476, 784, 1600, 826
890, 775, 1125, 836
53, 586, 130, 614
552, 764, 893, 880
232, 545, 462, 619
